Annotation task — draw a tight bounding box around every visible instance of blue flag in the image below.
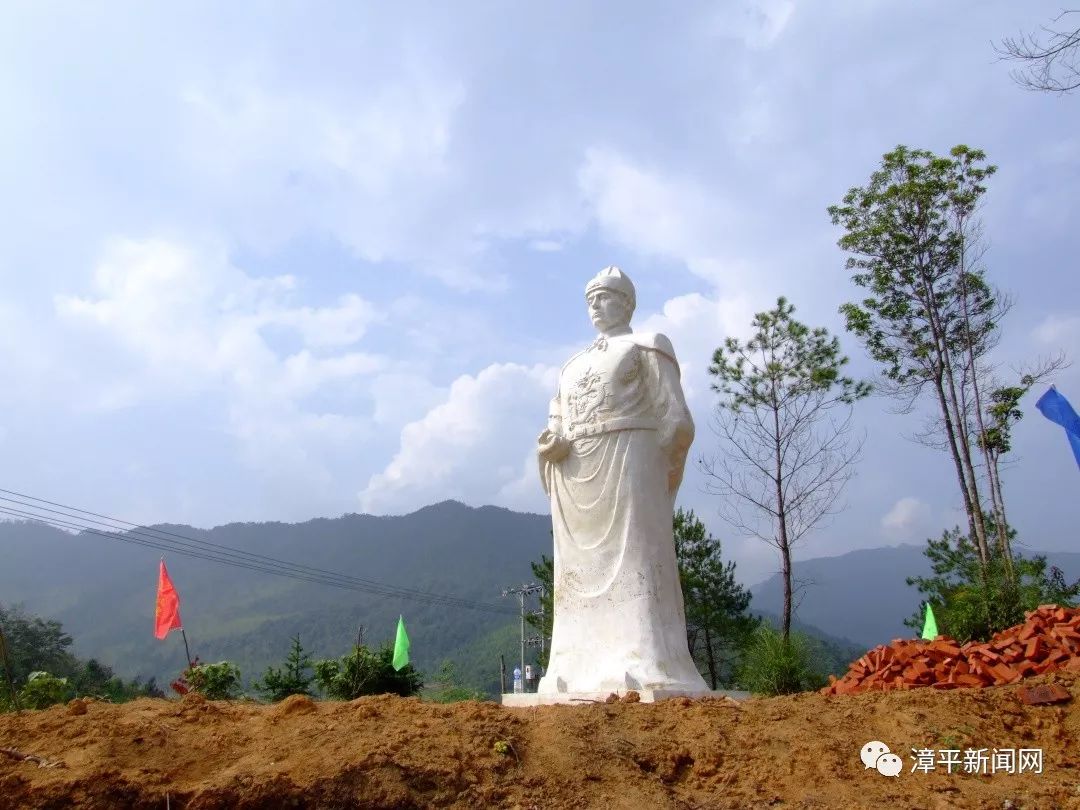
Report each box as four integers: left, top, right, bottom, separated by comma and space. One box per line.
1036, 386, 1080, 471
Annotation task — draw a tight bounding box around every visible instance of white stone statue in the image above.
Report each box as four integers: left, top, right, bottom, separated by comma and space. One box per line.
535, 266, 709, 697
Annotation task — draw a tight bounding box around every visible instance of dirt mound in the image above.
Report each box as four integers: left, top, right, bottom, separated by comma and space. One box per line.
3, 672, 1080, 809
826, 605, 1080, 695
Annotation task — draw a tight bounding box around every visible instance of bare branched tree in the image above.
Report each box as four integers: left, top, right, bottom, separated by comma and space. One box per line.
996, 10, 1080, 93
700, 297, 870, 640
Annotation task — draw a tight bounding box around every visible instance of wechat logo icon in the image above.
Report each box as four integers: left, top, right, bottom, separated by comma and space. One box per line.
861, 741, 902, 777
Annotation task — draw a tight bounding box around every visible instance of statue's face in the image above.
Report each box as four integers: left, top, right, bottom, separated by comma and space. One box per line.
587, 289, 631, 332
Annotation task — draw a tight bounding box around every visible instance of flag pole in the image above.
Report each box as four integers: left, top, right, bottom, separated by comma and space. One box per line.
180, 628, 192, 668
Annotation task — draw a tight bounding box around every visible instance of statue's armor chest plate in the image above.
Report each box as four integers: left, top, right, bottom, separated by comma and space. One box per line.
559, 338, 656, 440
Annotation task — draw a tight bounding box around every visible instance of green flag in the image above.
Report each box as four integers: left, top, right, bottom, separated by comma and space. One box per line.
392, 615, 410, 671
920, 603, 938, 640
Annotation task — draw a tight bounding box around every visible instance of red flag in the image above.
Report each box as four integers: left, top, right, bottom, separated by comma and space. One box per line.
154, 559, 182, 639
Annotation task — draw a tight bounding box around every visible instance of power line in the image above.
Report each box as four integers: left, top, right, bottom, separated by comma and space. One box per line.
0, 502, 512, 615
0, 502, 509, 613
0, 489, 515, 616
0, 488, 474, 601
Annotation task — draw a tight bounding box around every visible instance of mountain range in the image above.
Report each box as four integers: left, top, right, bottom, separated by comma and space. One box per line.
3, 501, 1075, 695
750, 543, 1080, 647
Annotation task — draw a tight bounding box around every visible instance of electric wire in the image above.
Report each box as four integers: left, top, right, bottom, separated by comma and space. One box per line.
0, 490, 515, 616
0, 492, 499, 611
0, 503, 513, 615
1, 488, 474, 599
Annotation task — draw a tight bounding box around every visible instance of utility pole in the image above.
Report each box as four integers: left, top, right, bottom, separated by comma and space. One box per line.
502, 583, 542, 691
522, 585, 548, 687
537, 585, 546, 663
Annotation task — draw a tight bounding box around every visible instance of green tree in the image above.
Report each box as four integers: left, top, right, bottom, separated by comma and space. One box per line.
255, 635, 315, 702
976, 356, 1068, 548
703, 297, 870, 640
673, 508, 758, 688
422, 660, 487, 703
0, 603, 77, 684
69, 658, 164, 702
18, 671, 72, 710
524, 554, 553, 670
829, 145, 1003, 570
314, 644, 422, 700
905, 525, 1080, 643
0, 605, 165, 710
185, 661, 243, 700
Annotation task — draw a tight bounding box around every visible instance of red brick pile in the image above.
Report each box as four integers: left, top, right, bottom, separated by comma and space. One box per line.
823, 604, 1080, 695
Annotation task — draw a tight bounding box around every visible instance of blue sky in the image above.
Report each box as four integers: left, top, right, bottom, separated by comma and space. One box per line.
0, 1, 1077, 585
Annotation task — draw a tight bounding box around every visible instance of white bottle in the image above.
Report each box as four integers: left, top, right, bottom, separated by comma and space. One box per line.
513, 666, 523, 693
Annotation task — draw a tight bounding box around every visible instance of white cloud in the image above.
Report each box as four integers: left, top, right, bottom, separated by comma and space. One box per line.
636, 292, 757, 406
264, 294, 383, 349
0, 300, 64, 404
385, 295, 504, 365
881, 497, 931, 534
0, 0, 1077, 558
529, 239, 565, 253
174, 68, 502, 289
1036, 137, 1080, 165
53, 236, 386, 480
369, 373, 448, 427
495, 451, 549, 513
576, 148, 783, 300
1033, 314, 1080, 347
56, 238, 384, 399
579, 148, 742, 287
360, 362, 558, 514
178, 71, 463, 199
361, 288, 757, 518
710, 1, 796, 49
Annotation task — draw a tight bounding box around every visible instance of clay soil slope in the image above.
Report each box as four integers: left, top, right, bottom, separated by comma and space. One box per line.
3, 673, 1080, 810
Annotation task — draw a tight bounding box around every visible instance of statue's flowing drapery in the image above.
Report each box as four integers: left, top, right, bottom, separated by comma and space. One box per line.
538, 333, 708, 694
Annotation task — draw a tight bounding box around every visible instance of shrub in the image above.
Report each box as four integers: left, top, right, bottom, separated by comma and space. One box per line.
19, 671, 72, 710
906, 526, 1080, 643
314, 644, 421, 700
185, 661, 243, 700
422, 661, 487, 703
737, 625, 825, 695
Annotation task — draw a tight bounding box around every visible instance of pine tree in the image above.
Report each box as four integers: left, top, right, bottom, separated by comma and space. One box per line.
673, 508, 758, 688
703, 297, 870, 639
255, 634, 315, 702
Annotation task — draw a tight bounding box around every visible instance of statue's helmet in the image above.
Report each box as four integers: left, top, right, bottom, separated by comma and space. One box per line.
585, 266, 636, 313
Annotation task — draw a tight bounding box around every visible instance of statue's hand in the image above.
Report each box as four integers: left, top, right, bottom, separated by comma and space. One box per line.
537, 429, 571, 463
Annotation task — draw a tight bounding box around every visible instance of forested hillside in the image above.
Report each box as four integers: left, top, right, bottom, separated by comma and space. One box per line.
2, 502, 937, 696
0, 502, 549, 691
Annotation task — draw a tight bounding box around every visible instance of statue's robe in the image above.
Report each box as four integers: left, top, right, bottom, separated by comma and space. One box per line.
537, 330, 708, 694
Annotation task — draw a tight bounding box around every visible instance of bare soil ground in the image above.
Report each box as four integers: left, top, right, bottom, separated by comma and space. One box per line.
3, 672, 1080, 809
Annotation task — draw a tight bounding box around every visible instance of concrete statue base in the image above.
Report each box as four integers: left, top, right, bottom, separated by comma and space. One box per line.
501, 689, 751, 707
